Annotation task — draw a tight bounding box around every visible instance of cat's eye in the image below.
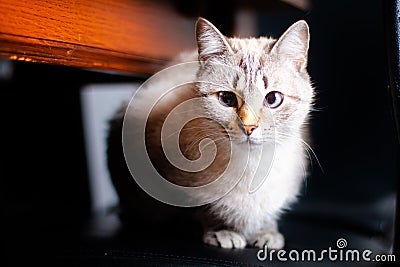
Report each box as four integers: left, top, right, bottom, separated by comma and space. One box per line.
218, 91, 238, 107
264, 91, 284, 108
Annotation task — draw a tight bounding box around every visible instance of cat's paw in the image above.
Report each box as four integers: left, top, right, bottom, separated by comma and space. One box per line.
251, 231, 285, 249
203, 230, 246, 249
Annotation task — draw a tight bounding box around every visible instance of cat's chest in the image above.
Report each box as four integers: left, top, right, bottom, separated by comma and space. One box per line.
215, 158, 276, 214
214, 143, 305, 215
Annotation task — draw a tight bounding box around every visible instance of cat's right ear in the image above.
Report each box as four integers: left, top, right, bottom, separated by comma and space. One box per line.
195, 18, 233, 62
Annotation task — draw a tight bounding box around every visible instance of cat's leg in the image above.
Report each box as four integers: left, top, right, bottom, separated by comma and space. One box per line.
249, 220, 285, 250
197, 208, 247, 249
203, 229, 247, 249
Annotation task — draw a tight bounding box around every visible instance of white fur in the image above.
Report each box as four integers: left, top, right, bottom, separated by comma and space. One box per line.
205, 137, 306, 246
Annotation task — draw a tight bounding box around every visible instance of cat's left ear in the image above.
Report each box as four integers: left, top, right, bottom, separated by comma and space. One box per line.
271, 20, 310, 72
195, 17, 233, 62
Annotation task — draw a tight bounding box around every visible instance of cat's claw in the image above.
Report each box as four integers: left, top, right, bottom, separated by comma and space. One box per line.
203, 230, 246, 249
252, 231, 285, 249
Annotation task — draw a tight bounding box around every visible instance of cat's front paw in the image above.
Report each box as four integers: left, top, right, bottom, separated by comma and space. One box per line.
251, 231, 285, 249
203, 230, 246, 249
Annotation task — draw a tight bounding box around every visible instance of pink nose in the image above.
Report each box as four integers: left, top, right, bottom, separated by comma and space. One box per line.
241, 124, 258, 136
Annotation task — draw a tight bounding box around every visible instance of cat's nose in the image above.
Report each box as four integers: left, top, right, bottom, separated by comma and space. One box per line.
241, 124, 258, 136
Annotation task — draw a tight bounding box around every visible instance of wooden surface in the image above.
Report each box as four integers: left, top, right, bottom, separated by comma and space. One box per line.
0, 0, 196, 74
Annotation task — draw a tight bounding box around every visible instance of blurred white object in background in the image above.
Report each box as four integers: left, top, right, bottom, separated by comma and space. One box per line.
81, 83, 139, 214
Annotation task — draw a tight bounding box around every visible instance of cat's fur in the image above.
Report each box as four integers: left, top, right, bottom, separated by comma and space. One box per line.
107, 18, 313, 249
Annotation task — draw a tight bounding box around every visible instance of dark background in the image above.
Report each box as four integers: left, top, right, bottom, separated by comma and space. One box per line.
2, 0, 398, 265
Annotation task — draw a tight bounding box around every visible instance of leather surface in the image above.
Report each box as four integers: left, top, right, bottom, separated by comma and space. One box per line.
80, 199, 395, 266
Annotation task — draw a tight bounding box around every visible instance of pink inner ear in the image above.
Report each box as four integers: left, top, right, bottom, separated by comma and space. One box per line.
195, 18, 232, 62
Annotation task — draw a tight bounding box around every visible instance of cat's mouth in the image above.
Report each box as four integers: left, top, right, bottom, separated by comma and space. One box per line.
233, 137, 264, 146
247, 138, 265, 146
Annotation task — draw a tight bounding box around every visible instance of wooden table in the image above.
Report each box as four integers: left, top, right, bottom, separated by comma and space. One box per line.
0, 0, 197, 75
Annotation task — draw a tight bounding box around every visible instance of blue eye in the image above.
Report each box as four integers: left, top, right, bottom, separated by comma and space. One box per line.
264, 91, 284, 108
218, 91, 238, 107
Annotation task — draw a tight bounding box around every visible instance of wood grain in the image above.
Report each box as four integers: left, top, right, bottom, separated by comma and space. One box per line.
0, 0, 196, 74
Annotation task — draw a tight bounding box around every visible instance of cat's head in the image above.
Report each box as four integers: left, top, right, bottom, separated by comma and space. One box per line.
195, 18, 313, 146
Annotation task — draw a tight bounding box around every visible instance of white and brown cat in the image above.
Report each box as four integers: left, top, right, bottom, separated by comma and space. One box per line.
108, 18, 314, 249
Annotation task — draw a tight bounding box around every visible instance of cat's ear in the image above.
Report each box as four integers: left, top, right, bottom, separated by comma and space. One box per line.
195, 17, 233, 62
271, 20, 310, 72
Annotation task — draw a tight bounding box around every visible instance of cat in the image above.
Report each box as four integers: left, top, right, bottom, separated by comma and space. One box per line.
107, 17, 314, 249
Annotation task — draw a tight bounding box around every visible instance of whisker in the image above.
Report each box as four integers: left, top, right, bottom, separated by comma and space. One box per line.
275, 131, 324, 174
274, 138, 309, 194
